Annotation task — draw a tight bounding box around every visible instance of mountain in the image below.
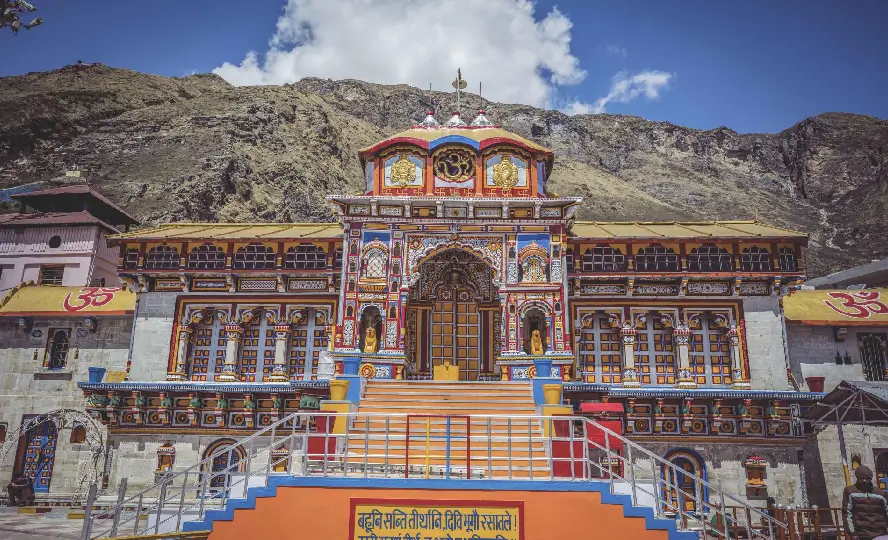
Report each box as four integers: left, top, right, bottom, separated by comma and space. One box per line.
1, 64, 886, 277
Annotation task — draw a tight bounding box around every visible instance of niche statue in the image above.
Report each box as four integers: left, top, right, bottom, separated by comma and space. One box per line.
363, 327, 378, 353
530, 329, 545, 355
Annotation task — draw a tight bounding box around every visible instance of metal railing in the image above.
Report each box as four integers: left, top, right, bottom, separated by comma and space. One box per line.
81, 411, 787, 540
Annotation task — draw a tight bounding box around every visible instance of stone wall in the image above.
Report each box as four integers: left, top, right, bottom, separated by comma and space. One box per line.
804, 425, 888, 508
0, 316, 131, 496
128, 292, 178, 381
743, 297, 792, 391
785, 323, 878, 392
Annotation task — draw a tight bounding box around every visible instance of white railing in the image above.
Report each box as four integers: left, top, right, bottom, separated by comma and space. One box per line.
81, 412, 787, 540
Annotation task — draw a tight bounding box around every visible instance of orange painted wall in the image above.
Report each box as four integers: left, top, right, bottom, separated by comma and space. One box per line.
209, 486, 670, 540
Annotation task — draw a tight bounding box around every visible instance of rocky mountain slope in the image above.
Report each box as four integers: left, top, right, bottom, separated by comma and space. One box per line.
1, 64, 886, 276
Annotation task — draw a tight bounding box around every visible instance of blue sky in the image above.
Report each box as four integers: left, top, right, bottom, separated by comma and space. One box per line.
2, 0, 887, 133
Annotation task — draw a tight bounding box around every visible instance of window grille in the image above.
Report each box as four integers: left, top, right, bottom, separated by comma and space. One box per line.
234, 243, 276, 270
363, 249, 387, 278
635, 245, 679, 272
565, 249, 575, 272
333, 247, 344, 269
123, 248, 140, 270
688, 313, 732, 386
285, 244, 327, 270
39, 265, 65, 285
577, 313, 622, 384
46, 328, 71, 369
778, 247, 798, 272
688, 244, 733, 272
584, 245, 626, 272
740, 246, 772, 272
288, 308, 327, 380
145, 245, 181, 270
635, 313, 676, 385
190, 316, 226, 381
241, 315, 275, 382
859, 333, 887, 382
187, 243, 226, 270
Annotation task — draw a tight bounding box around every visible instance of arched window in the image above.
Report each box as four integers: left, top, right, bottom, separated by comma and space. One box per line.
740, 246, 772, 272
145, 245, 180, 270
635, 312, 677, 385
565, 249, 575, 273
70, 424, 87, 444
688, 313, 732, 386
662, 449, 708, 516
187, 243, 226, 270
234, 243, 276, 270
588, 245, 626, 272
0, 424, 7, 443
123, 248, 140, 270
688, 244, 733, 272
778, 247, 798, 272
202, 439, 245, 492
875, 450, 888, 490
362, 249, 387, 279
333, 247, 344, 269
46, 329, 70, 370
576, 311, 622, 384
285, 244, 327, 270
190, 313, 226, 382
520, 256, 548, 283
241, 313, 275, 382
635, 245, 679, 272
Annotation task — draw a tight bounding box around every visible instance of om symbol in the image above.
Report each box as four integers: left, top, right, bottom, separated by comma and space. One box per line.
823, 291, 888, 319
63, 287, 120, 312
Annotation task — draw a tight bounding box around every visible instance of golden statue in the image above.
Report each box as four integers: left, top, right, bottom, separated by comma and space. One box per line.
530, 329, 545, 355
389, 154, 417, 187
492, 155, 519, 193
363, 327, 378, 353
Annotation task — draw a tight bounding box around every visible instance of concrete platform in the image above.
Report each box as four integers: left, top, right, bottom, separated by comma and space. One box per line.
0, 513, 83, 540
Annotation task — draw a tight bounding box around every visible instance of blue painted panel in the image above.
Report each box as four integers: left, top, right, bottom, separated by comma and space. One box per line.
428, 135, 481, 150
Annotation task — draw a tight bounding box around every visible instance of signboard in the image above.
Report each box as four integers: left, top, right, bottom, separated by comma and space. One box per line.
350, 499, 523, 540
783, 289, 888, 325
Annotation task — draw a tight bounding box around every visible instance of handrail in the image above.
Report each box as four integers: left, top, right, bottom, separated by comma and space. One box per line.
82, 411, 785, 540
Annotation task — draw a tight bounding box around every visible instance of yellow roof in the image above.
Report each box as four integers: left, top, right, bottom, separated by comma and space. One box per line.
0, 283, 137, 317
783, 289, 888, 326
108, 223, 344, 243
569, 220, 807, 241
359, 126, 552, 155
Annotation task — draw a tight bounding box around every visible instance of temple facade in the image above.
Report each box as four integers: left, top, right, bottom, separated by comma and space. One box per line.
49, 109, 833, 506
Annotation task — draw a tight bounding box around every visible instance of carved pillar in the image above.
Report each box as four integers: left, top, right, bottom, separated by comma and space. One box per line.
168, 326, 193, 381
674, 323, 696, 388
217, 324, 244, 382
268, 324, 292, 382
620, 322, 640, 387
728, 322, 751, 389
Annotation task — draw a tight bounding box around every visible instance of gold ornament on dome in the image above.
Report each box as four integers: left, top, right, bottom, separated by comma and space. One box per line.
389, 155, 418, 187
492, 155, 519, 193
433, 148, 475, 183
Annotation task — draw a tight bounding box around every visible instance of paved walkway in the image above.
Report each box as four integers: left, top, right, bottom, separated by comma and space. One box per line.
0, 513, 83, 540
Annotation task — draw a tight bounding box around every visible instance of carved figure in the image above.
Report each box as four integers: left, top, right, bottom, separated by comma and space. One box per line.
363, 327, 378, 353
492, 155, 519, 193
530, 329, 545, 355
389, 155, 418, 187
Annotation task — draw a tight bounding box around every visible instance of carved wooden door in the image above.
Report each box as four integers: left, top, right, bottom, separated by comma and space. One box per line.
430, 286, 481, 380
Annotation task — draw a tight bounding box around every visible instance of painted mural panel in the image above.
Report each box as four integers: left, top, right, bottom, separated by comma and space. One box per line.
433, 147, 476, 190
485, 154, 529, 193
383, 154, 423, 188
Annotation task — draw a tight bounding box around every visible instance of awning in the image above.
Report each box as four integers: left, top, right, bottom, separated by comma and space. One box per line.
783, 289, 888, 326
0, 283, 136, 316
801, 380, 888, 426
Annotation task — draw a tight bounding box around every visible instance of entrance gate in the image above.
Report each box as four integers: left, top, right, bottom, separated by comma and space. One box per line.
430, 286, 482, 380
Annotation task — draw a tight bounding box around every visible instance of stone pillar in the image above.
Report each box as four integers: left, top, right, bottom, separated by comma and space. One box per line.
674, 323, 696, 388
620, 322, 640, 387
168, 326, 193, 381
728, 322, 751, 389
217, 324, 244, 382
267, 324, 291, 382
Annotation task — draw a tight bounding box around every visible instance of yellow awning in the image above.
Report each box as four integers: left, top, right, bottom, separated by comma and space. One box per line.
783, 289, 888, 326
570, 220, 808, 241
0, 283, 137, 317
108, 222, 343, 243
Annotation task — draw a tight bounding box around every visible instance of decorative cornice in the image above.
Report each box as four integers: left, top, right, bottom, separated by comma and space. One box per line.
562, 383, 824, 401
78, 381, 330, 393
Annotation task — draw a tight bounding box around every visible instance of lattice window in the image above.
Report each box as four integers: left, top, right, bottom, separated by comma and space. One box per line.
190, 316, 226, 382
740, 246, 772, 272
45, 328, 71, 369
187, 243, 226, 270
688, 313, 732, 386
145, 245, 181, 270
234, 243, 276, 270
362, 248, 387, 279
688, 244, 733, 272
635, 245, 679, 272
123, 248, 140, 270
577, 313, 622, 384
288, 308, 327, 381
635, 314, 676, 385
39, 265, 65, 285
565, 249, 575, 272
285, 244, 327, 270
241, 316, 275, 382
333, 247, 344, 269
778, 247, 798, 272
586, 245, 626, 272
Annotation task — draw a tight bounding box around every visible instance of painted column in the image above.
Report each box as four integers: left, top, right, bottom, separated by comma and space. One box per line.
268, 324, 292, 382
728, 322, 751, 389
620, 322, 640, 387
674, 323, 696, 388
217, 324, 244, 382
168, 326, 193, 381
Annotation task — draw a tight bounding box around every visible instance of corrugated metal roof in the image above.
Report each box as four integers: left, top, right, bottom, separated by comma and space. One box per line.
570, 220, 807, 240
0, 211, 119, 233
108, 223, 344, 242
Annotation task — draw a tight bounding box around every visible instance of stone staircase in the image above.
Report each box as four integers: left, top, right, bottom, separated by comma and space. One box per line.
342, 380, 550, 478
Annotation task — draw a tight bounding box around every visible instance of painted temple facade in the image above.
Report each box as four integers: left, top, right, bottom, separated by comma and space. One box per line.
58, 110, 833, 503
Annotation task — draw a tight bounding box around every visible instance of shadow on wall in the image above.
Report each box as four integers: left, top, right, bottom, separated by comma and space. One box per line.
802, 443, 831, 509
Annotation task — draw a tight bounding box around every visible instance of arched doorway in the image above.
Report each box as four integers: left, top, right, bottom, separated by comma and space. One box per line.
16, 417, 58, 493
406, 249, 499, 380
201, 439, 246, 494
661, 449, 707, 518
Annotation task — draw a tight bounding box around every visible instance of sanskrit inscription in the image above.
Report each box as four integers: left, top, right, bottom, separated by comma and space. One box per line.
350, 499, 522, 540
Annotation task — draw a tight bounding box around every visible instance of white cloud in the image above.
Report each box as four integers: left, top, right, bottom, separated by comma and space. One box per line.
605, 45, 628, 58
213, 0, 586, 108
567, 70, 673, 114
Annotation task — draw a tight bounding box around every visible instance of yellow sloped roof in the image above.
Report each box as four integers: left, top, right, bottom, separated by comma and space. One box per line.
0, 283, 136, 316
569, 220, 807, 241
108, 223, 344, 242
783, 289, 888, 326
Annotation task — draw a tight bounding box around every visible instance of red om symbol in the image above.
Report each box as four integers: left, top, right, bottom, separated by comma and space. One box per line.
823, 291, 888, 319
63, 287, 121, 312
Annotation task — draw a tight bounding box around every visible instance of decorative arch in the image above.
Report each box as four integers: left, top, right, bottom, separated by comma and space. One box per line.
519, 301, 553, 355
661, 448, 708, 516
202, 438, 246, 491
408, 241, 502, 287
